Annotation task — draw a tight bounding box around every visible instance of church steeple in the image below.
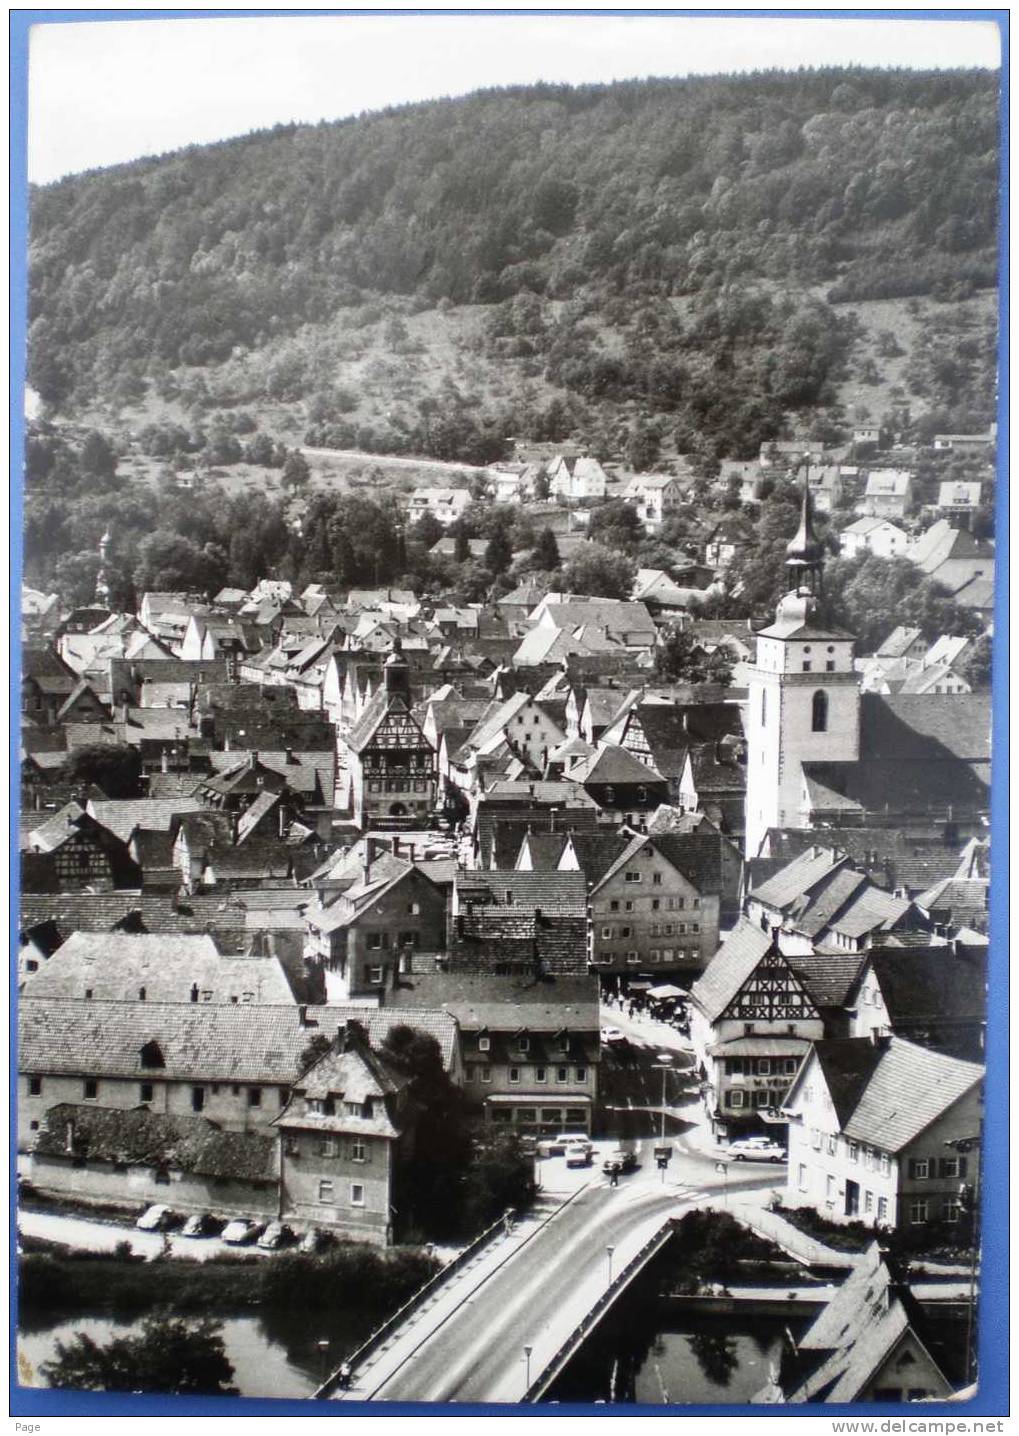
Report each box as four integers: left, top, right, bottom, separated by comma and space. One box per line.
784, 470, 825, 596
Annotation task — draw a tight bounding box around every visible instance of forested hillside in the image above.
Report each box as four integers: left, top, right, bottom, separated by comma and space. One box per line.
22, 68, 999, 616
29, 69, 998, 438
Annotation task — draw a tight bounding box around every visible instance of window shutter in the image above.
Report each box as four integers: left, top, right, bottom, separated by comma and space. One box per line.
908, 1159, 918, 1178
958, 1156, 968, 1180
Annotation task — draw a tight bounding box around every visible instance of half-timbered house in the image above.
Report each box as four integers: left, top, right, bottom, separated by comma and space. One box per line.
345, 640, 436, 828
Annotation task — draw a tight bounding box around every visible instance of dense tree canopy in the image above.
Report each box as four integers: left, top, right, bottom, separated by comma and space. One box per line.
42, 1312, 237, 1396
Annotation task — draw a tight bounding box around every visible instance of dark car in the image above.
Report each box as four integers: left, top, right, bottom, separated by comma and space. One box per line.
602, 1147, 638, 1175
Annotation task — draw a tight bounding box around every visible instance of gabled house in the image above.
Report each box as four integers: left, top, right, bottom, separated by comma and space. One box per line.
689, 922, 827, 1138
406, 487, 472, 527
623, 473, 686, 531
782, 1034, 983, 1231
303, 849, 446, 1002
274, 1022, 412, 1246
570, 743, 670, 825
860, 470, 913, 520
846, 946, 986, 1061
756, 1242, 957, 1403
19, 803, 140, 893
839, 516, 909, 561
747, 847, 930, 956
345, 642, 437, 827
547, 454, 607, 502
586, 832, 721, 977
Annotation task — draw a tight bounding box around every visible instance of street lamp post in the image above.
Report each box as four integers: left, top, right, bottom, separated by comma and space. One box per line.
523, 1344, 533, 1395
606, 1244, 615, 1284
653, 1055, 673, 1182
317, 1338, 330, 1388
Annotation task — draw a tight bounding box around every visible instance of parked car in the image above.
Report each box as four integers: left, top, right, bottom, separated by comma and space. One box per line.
602, 1027, 627, 1047
602, 1147, 638, 1175
180, 1213, 221, 1238
537, 1132, 591, 1158
136, 1203, 174, 1232
257, 1221, 296, 1251
299, 1227, 334, 1255
565, 1145, 593, 1169
726, 1138, 786, 1164
222, 1218, 263, 1246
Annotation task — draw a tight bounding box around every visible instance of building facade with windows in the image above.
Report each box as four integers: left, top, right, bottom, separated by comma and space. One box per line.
345, 640, 437, 828
782, 1035, 982, 1231
275, 1024, 411, 1246
389, 974, 600, 1137
587, 832, 720, 976
689, 921, 825, 1138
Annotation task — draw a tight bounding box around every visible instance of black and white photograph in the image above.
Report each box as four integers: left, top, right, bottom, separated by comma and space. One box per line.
12, 9, 1005, 1415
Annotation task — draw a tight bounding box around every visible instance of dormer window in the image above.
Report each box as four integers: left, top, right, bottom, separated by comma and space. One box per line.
478, 1035, 491, 1053
517, 1034, 530, 1053
140, 1040, 165, 1070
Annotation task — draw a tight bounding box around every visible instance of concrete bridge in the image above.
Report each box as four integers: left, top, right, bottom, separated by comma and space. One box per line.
318, 1166, 775, 1405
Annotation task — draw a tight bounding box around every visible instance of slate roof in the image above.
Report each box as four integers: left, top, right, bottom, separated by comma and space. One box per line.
35, 1104, 278, 1183
915, 877, 989, 929
854, 947, 986, 1024
455, 869, 588, 916
385, 970, 600, 1029
751, 847, 847, 911
86, 799, 205, 843
808, 1036, 983, 1150
561, 832, 632, 885
688, 921, 779, 1023
786, 953, 866, 1010
516, 832, 571, 870
19, 999, 315, 1084
21, 931, 297, 1005
757, 827, 971, 898
573, 743, 667, 787
780, 1243, 947, 1404
20, 803, 89, 853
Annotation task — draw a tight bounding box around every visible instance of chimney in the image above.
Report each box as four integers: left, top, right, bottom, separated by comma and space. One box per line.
161, 750, 169, 775
342, 1019, 368, 1051
391, 836, 401, 859
550, 808, 558, 832
298, 1004, 318, 1028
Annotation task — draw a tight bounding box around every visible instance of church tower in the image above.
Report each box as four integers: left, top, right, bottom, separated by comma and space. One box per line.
744, 480, 860, 859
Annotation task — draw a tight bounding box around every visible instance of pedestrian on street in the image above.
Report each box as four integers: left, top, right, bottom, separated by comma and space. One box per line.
609, 1166, 619, 1188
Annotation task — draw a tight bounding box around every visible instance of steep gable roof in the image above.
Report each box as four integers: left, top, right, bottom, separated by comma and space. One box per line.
688, 920, 777, 1023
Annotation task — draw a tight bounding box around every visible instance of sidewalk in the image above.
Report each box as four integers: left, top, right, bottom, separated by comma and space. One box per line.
333, 1190, 585, 1399
713, 1199, 861, 1270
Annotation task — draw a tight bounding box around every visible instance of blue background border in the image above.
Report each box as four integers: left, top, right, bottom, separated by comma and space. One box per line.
8, 6, 1010, 1418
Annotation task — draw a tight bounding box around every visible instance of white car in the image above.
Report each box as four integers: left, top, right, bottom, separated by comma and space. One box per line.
136, 1203, 174, 1232
602, 1027, 627, 1046
537, 1132, 591, 1158
222, 1218, 262, 1245
726, 1138, 786, 1164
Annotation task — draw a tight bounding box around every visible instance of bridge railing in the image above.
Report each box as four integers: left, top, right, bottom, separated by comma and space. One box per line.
313, 1213, 508, 1399
522, 1218, 678, 1403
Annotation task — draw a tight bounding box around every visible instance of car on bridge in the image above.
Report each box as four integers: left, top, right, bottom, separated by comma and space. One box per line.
725, 1138, 786, 1164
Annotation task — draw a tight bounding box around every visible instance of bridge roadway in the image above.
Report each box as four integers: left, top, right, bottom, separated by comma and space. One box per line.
329, 1162, 775, 1405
